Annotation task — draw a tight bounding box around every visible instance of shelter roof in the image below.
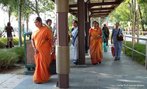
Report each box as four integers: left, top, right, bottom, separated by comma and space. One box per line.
69, 0, 124, 17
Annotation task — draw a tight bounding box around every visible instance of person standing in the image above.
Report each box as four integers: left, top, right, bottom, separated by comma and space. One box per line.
89, 21, 103, 65
111, 22, 123, 61
4, 22, 14, 48
102, 24, 109, 46
70, 20, 78, 65
31, 17, 53, 84
46, 19, 52, 30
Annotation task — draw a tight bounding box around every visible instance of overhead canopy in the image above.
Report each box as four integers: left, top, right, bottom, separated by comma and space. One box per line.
69, 0, 124, 17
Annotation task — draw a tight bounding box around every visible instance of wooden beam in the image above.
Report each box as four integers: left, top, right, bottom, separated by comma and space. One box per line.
90, 7, 114, 11
89, 1, 121, 7
69, 9, 77, 12
69, 6, 114, 12
91, 10, 111, 14
90, 13, 108, 17
69, 4, 77, 8
69, 1, 123, 8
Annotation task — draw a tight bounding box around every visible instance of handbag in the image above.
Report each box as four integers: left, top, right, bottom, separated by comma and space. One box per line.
117, 29, 123, 41
111, 45, 115, 57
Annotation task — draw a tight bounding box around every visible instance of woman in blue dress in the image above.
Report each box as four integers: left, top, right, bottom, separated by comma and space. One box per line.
111, 22, 123, 61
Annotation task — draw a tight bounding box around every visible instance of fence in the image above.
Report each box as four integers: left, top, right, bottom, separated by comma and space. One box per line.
124, 31, 147, 36
123, 35, 147, 69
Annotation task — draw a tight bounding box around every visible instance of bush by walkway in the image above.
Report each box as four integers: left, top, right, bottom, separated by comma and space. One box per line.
123, 41, 145, 65
0, 47, 24, 70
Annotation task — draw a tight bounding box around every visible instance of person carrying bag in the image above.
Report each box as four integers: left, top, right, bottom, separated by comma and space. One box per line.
111, 22, 123, 61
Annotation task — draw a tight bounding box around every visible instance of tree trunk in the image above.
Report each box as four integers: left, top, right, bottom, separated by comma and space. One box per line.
131, 0, 135, 44
26, 14, 29, 32
138, 5, 145, 31
18, 0, 22, 47
8, 10, 10, 22
35, 0, 40, 17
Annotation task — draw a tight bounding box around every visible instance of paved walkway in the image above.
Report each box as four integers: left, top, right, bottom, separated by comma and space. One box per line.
1, 47, 147, 89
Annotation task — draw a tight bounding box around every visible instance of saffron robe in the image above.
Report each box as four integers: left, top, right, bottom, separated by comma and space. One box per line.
89, 27, 103, 64
32, 26, 53, 83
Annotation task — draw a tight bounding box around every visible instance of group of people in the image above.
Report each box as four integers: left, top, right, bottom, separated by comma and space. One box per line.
31, 17, 123, 84
70, 20, 123, 64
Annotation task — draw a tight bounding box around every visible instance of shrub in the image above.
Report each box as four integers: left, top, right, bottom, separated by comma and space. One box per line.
0, 49, 18, 69
123, 41, 145, 65
0, 41, 5, 48
0, 47, 24, 69
13, 37, 19, 45
11, 47, 24, 63
0, 37, 24, 48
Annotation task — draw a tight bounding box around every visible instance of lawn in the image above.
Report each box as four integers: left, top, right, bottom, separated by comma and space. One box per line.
123, 41, 146, 65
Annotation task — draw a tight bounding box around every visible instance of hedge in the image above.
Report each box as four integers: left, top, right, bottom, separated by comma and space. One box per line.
0, 37, 24, 47
0, 41, 5, 48
0, 47, 24, 69
123, 41, 145, 65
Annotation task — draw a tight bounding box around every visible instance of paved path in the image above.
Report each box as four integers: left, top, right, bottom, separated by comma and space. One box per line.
1, 47, 147, 89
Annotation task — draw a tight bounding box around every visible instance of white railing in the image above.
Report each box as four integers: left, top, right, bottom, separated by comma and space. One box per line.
123, 35, 147, 69
123, 31, 147, 36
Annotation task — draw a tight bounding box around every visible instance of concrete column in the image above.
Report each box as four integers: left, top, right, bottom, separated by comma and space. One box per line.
55, 0, 69, 88
78, 0, 85, 64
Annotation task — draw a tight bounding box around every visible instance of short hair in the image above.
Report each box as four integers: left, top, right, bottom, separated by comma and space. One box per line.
92, 21, 97, 25
35, 17, 42, 23
73, 20, 78, 24
7, 22, 11, 26
46, 19, 52, 24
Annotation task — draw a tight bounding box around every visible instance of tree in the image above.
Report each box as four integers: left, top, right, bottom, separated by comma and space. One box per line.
138, 0, 147, 29
109, 0, 131, 27
0, 0, 18, 22
26, 0, 54, 17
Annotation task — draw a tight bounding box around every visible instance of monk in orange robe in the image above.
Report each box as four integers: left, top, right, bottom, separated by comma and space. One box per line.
89, 21, 103, 65
31, 17, 53, 84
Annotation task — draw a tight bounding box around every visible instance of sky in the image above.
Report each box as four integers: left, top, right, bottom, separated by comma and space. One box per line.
0, 8, 9, 27
0, 5, 56, 33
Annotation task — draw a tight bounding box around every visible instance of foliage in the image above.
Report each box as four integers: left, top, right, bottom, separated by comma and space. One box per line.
0, 41, 5, 48
109, 0, 147, 30
10, 47, 24, 62
138, 0, 147, 26
110, 2, 131, 22
109, 0, 131, 27
26, 0, 55, 17
123, 41, 145, 65
0, 50, 18, 69
0, 0, 18, 20
0, 47, 24, 69
0, 37, 24, 47
68, 14, 76, 31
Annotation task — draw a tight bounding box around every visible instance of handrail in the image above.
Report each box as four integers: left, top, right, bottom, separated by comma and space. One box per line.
123, 35, 147, 69
123, 31, 147, 36
125, 35, 147, 40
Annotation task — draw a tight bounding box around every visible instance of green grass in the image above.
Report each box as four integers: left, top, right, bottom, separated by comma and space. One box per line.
0, 37, 24, 47
0, 41, 5, 48
123, 41, 146, 65
0, 47, 24, 69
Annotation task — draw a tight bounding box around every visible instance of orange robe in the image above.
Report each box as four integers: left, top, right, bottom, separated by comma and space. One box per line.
32, 26, 53, 83
89, 27, 103, 64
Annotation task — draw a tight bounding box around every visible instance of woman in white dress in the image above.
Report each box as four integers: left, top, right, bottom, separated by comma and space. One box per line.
70, 20, 78, 65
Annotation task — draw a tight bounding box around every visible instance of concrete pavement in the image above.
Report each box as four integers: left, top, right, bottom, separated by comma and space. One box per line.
1, 47, 147, 89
